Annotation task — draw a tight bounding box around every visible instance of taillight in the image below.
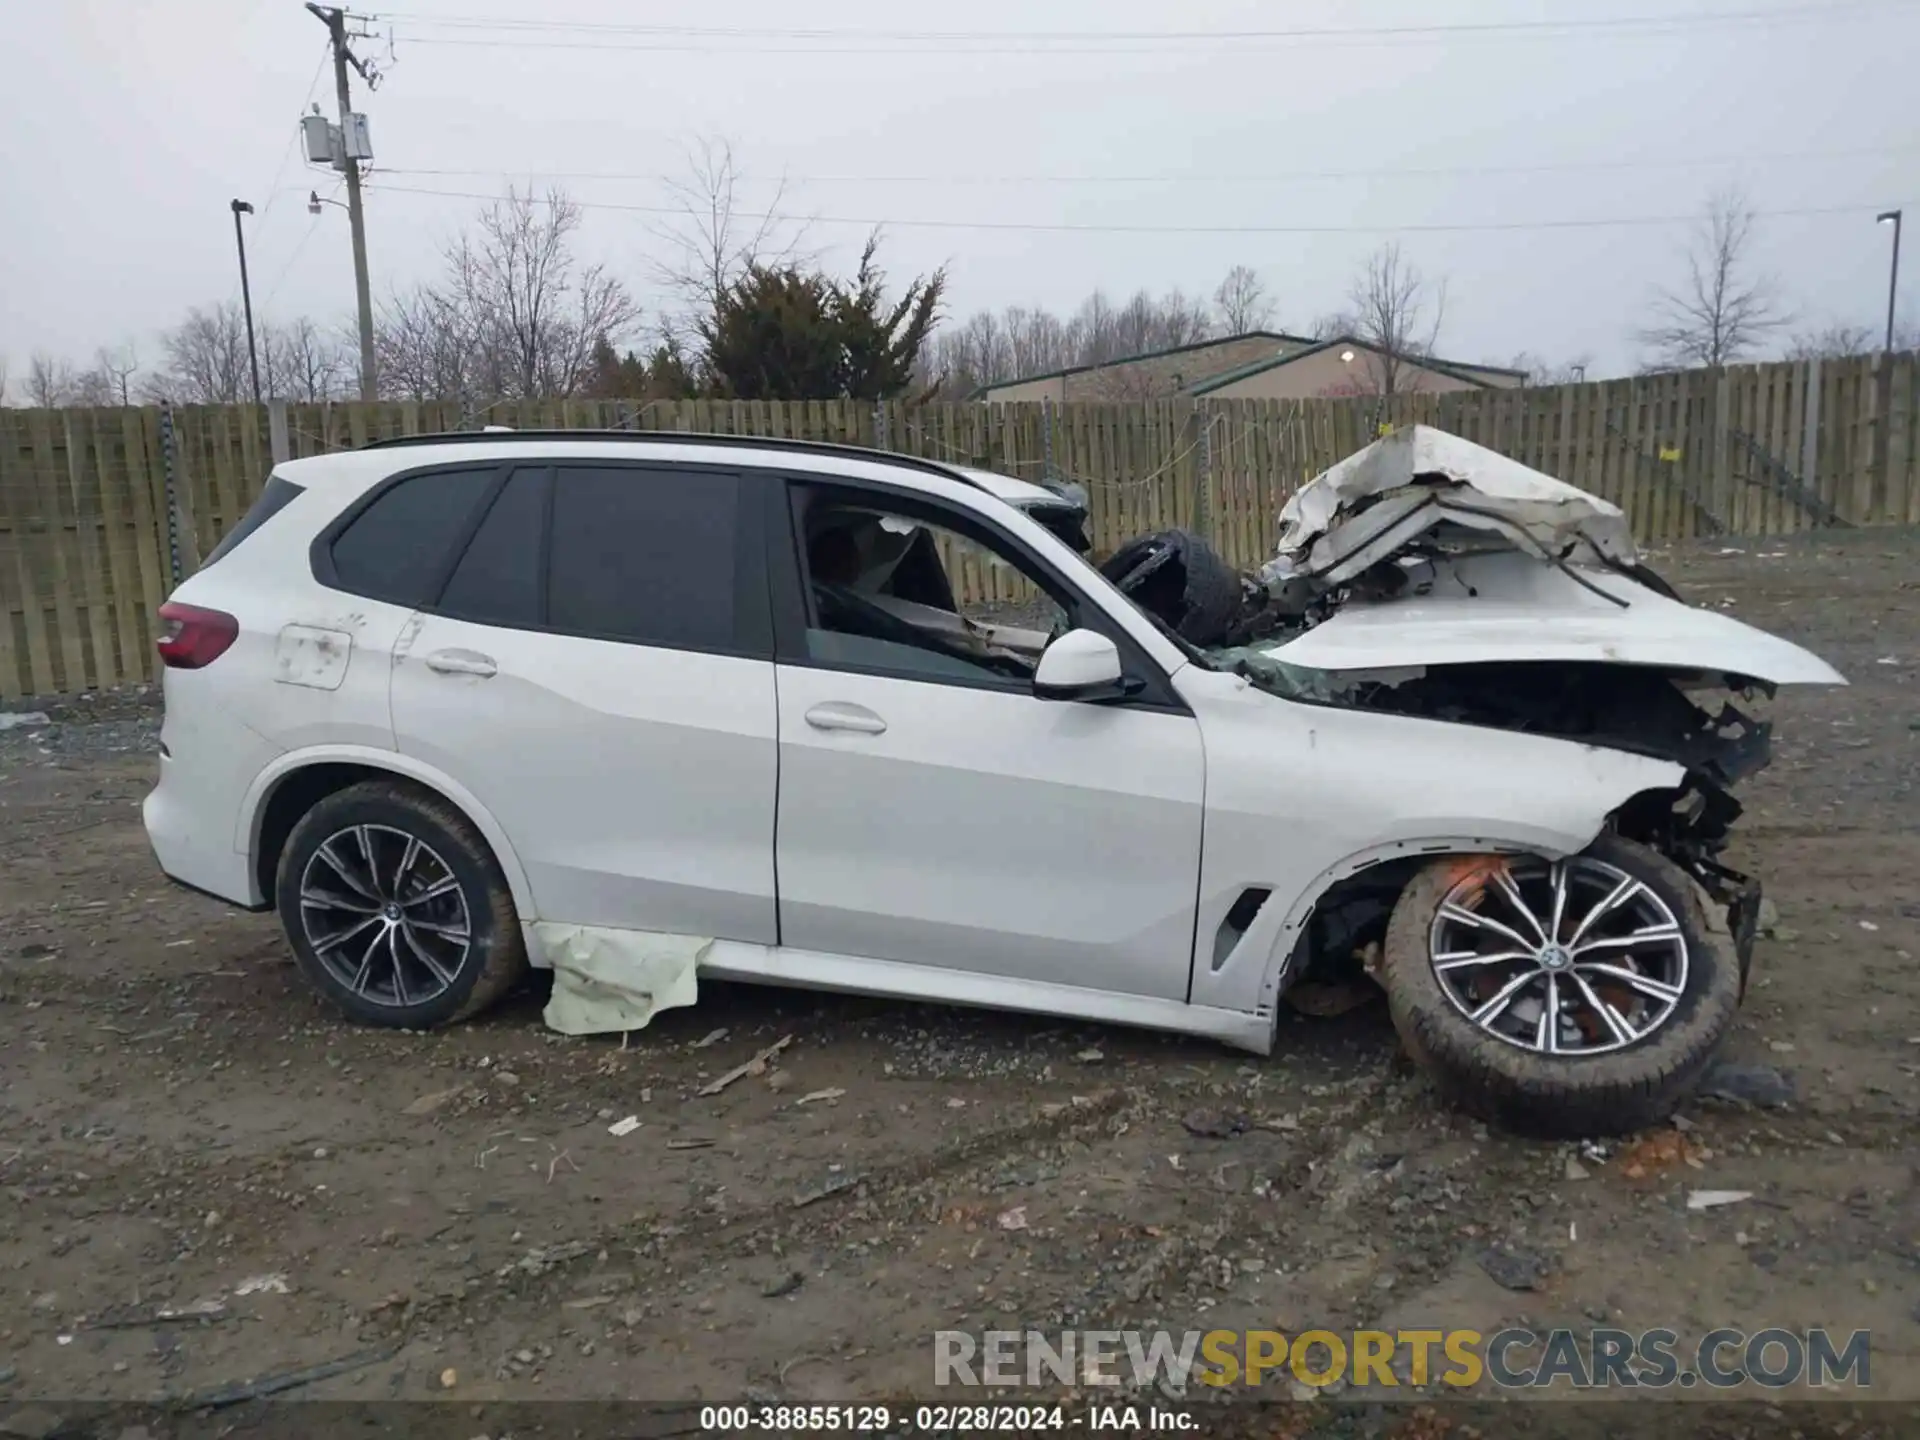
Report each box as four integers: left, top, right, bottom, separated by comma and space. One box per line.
156, 602, 239, 669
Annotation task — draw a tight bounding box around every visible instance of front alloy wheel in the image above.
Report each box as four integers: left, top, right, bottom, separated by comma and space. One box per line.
1378, 833, 1742, 1138
1428, 855, 1690, 1056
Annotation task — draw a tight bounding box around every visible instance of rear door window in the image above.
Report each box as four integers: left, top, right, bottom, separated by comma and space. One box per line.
324, 467, 497, 606
437, 468, 547, 628
546, 465, 758, 653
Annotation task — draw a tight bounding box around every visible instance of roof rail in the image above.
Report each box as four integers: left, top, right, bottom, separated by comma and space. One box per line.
358, 427, 977, 485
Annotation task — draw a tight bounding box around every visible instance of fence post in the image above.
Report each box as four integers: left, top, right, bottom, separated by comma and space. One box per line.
159, 402, 183, 585
873, 403, 891, 452
1800, 357, 1822, 525
1041, 400, 1055, 482
1193, 403, 1213, 538
268, 399, 291, 464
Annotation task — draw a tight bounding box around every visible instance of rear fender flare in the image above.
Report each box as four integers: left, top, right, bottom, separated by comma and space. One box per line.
237, 744, 538, 923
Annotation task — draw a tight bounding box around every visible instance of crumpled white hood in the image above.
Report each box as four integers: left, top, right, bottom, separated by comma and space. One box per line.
1272, 425, 1640, 584
1260, 426, 1845, 688
1265, 551, 1847, 685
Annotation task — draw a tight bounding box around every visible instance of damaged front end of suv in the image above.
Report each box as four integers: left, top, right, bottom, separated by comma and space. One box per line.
1102, 426, 1844, 1132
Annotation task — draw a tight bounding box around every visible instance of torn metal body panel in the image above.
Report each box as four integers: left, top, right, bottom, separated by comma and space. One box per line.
1264, 550, 1844, 685
1272, 424, 1639, 580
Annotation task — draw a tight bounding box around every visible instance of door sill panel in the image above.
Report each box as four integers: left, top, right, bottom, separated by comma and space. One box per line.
698, 939, 1273, 1054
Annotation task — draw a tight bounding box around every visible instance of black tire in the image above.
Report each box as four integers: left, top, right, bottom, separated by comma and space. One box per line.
1379, 833, 1740, 1139
275, 779, 528, 1029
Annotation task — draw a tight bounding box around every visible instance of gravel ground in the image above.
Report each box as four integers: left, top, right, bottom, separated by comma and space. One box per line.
1, 529, 1917, 1434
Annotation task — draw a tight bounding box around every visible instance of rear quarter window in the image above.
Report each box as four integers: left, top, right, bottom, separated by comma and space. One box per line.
437, 468, 547, 628
321, 467, 497, 606
202, 475, 306, 568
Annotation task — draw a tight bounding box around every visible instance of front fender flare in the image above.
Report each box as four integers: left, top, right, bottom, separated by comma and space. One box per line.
1247, 781, 1688, 1046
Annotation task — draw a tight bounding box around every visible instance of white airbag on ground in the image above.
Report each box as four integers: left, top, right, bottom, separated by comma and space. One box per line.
536, 923, 705, 1036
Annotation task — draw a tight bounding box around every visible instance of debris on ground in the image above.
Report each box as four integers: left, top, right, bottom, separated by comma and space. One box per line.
698, 1035, 795, 1096
796, 1087, 846, 1106
178, 1342, 400, 1410
1181, 1108, 1250, 1139
82, 1300, 228, 1330
1476, 1244, 1557, 1292
792, 1176, 859, 1209
1615, 1129, 1696, 1179
1687, 1190, 1754, 1211
1697, 1062, 1798, 1109
607, 1115, 642, 1137
402, 1086, 467, 1116
761, 1271, 805, 1299
997, 1205, 1030, 1232
0, 711, 50, 731
232, 1274, 291, 1297
1283, 979, 1380, 1018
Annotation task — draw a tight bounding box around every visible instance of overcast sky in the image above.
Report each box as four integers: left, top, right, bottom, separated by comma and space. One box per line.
4, 0, 1916, 382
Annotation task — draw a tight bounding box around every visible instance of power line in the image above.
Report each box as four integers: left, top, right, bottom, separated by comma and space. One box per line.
368, 0, 1916, 47
376, 143, 1920, 188
260, 182, 343, 311
364, 180, 1917, 235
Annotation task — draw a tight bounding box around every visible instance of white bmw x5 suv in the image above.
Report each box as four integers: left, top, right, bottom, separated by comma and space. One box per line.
144, 429, 1841, 1136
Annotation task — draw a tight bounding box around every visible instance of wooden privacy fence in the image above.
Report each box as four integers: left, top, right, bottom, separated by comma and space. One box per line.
1, 353, 1915, 700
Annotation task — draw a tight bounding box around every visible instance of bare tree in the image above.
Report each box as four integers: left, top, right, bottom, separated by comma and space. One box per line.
1783, 319, 1920, 359
648, 138, 806, 339
1004, 306, 1073, 377
1308, 311, 1357, 341
925, 310, 1013, 395
376, 282, 484, 405
1638, 188, 1786, 369
27, 352, 79, 407
0, 354, 9, 405
80, 344, 141, 405
264, 318, 348, 401
147, 303, 252, 403
1214, 265, 1275, 333
377, 187, 641, 404
1343, 243, 1447, 396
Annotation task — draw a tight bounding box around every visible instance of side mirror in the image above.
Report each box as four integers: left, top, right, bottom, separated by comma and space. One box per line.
1034, 628, 1138, 702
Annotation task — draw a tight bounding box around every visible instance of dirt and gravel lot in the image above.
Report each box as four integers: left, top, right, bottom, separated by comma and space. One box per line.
1, 528, 1917, 1432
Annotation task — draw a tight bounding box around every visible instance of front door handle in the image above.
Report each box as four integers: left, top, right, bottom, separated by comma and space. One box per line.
425, 648, 498, 678
804, 701, 887, 735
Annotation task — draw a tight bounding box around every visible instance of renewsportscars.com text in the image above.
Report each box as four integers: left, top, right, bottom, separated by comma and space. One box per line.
934, 1327, 1871, 1390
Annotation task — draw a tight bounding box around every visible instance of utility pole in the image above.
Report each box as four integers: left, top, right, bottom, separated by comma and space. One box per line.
307, 3, 378, 400
230, 199, 263, 405
1878, 210, 1903, 355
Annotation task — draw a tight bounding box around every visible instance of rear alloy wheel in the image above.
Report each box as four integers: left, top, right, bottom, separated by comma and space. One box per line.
276, 780, 526, 1028
1379, 833, 1741, 1138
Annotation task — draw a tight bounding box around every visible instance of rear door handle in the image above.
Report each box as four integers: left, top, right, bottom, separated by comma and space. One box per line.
804, 701, 887, 735
425, 648, 498, 678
